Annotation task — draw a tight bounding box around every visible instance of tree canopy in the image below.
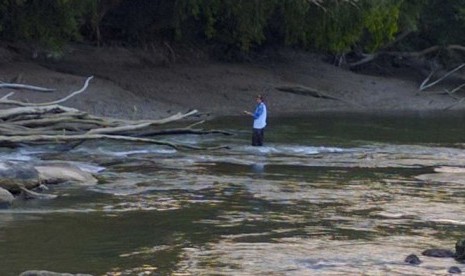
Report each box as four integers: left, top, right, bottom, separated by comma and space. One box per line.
0, 0, 463, 65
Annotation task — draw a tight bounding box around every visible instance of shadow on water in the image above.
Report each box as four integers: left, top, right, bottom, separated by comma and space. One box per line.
2, 112, 465, 275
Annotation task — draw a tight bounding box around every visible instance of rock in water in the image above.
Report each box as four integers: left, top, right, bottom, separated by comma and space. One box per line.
404, 254, 422, 265
0, 187, 14, 207
0, 161, 39, 192
422, 248, 455, 258
456, 238, 465, 261
35, 164, 97, 185
448, 266, 462, 274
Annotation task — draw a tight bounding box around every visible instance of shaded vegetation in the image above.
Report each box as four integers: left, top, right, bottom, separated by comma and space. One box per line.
0, 0, 464, 66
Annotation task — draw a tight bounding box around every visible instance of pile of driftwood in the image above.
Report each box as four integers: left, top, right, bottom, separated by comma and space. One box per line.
0, 76, 228, 150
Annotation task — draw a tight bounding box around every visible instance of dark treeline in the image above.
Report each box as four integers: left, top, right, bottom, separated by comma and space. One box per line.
0, 0, 464, 65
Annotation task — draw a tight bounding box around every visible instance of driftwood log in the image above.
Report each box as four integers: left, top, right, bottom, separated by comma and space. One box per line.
275, 85, 362, 107
0, 76, 230, 150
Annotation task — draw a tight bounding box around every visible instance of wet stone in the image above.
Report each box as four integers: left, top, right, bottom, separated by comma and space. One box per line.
404, 254, 422, 265
448, 266, 462, 274
456, 239, 465, 261
0, 187, 14, 206
421, 249, 455, 258
0, 161, 38, 179
0, 161, 39, 192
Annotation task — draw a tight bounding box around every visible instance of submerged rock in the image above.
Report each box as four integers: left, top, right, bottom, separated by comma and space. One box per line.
404, 254, 422, 265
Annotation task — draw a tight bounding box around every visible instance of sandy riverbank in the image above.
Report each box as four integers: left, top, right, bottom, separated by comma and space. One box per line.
0, 44, 462, 121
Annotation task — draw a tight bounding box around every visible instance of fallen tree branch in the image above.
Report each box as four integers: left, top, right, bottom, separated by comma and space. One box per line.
420, 63, 465, 91
444, 97, 465, 111
349, 53, 378, 68
14, 112, 107, 128
276, 85, 363, 107
0, 83, 55, 92
138, 128, 234, 137
0, 105, 80, 120
86, 110, 198, 135
0, 134, 228, 150
349, 44, 465, 68
349, 45, 441, 68
443, 83, 465, 97
276, 85, 340, 99
386, 45, 442, 59
20, 186, 57, 199
0, 76, 228, 150
0, 76, 94, 106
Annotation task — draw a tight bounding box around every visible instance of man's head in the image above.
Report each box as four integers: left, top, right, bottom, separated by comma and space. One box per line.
256, 94, 264, 103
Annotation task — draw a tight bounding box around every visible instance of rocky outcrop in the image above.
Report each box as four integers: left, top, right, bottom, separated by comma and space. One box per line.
0, 161, 98, 205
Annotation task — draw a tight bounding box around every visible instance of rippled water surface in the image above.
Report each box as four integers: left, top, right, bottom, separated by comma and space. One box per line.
2, 113, 465, 275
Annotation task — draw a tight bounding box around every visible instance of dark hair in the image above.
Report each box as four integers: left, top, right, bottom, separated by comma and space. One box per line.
256, 94, 264, 101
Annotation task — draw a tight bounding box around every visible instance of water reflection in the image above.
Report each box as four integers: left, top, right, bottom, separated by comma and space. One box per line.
251, 163, 265, 174
1, 114, 465, 275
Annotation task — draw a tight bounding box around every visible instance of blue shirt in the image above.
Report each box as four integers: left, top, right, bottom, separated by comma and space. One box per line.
253, 102, 267, 129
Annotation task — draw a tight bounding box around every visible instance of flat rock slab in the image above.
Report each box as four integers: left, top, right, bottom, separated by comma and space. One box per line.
434, 166, 465, 173
416, 166, 465, 185
36, 164, 97, 185
0, 161, 98, 194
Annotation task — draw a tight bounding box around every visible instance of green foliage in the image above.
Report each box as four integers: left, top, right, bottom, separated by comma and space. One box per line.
174, 0, 278, 51
174, 0, 406, 54
300, 0, 403, 54
397, 0, 425, 32
0, 0, 463, 62
0, 0, 92, 50
416, 0, 465, 46
274, 0, 311, 46
306, 1, 365, 54
361, 0, 401, 52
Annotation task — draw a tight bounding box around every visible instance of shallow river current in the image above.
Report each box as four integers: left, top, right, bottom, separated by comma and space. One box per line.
1, 113, 465, 275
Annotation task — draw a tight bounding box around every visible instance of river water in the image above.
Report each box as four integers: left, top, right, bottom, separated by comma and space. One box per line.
1, 113, 465, 275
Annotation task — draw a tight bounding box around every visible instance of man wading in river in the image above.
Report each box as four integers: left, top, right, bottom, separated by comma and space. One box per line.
244, 95, 267, 146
